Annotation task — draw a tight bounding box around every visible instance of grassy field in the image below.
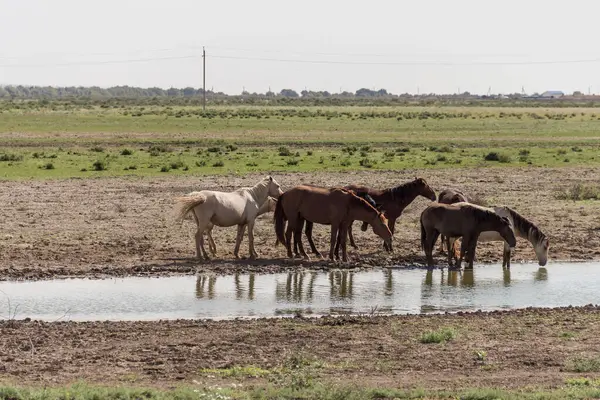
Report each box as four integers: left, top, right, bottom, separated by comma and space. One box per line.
2, 380, 600, 400
1, 104, 600, 179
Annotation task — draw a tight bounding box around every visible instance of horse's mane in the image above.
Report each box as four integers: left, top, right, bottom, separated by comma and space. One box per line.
386, 178, 426, 200
505, 206, 547, 244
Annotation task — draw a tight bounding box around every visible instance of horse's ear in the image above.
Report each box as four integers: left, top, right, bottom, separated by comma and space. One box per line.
269, 176, 273, 181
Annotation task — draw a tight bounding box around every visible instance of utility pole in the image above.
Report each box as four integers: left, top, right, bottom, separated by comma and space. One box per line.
202, 46, 206, 111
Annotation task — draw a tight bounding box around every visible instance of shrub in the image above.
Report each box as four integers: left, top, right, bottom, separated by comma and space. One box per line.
484, 152, 511, 163
207, 146, 221, 153
170, 161, 186, 170
307, 150, 313, 156
92, 160, 107, 171
120, 148, 133, 156
196, 160, 207, 167
359, 157, 375, 168
212, 160, 225, 167
286, 158, 299, 166
160, 165, 170, 172
0, 153, 23, 162
225, 144, 238, 152
519, 149, 530, 156
278, 146, 292, 156
40, 162, 55, 170
555, 183, 600, 201
572, 146, 583, 152
90, 146, 104, 153
340, 158, 351, 167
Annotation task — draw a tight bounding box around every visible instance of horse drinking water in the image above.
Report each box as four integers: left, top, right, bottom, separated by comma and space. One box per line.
174, 176, 283, 260
420, 202, 517, 269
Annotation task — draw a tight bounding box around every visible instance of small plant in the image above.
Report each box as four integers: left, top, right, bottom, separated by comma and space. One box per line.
42, 162, 55, 170
484, 151, 511, 163
160, 165, 170, 172
557, 149, 567, 155
420, 327, 457, 344
169, 161, 186, 170
396, 147, 410, 153
120, 148, 133, 156
474, 350, 488, 362
246, 161, 258, 167
360, 145, 371, 152
212, 160, 225, 167
207, 146, 221, 153
436, 154, 448, 162
225, 144, 238, 152
307, 150, 313, 156
286, 158, 299, 166
572, 146, 583, 152
519, 149, 531, 156
92, 160, 107, 171
90, 146, 104, 153
196, 160, 207, 167
318, 156, 324, 164
560, 331, 575, 339
340, 158, 352, 167
438, 145, 454, 153
278, 146, 292, 156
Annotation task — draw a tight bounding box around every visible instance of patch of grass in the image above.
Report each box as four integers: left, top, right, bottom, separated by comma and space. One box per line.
41, 162, 55, 170
89, 146, 104, 153
225, 144, 238, 152
160, 165, 170, 172
120, 148, 133, 156
212, 160, 225, 167
555, 183, 600, 200
420, 327, 457, 344
560, 331, 576, 339
359, 157, 375, 168
200, 365, 271, 379
566, 356, 600, 372
207, 146, 221, 153
169, 160, 186, 170
484, 151, 511, 163
286, 158, 299, 166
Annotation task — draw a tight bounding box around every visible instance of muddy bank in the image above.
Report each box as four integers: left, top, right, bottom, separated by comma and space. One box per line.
1, 306, 600, 389
1, 167, 599, 280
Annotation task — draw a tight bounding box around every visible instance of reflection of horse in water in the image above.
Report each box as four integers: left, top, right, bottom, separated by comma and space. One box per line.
329, 270, 354, 300
275, 272, 317, 303
195, 274, 217, 299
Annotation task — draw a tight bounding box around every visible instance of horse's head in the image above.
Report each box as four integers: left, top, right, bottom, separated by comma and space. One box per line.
265, 176, 284, 198
267, 197, 278, 213
534, 236, 549, 266
498, 216, 517, 249
414, 177, 437, 201
371, 212, 393, 252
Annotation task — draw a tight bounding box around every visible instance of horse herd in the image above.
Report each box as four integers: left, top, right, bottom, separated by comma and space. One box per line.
174, 175, 550, 270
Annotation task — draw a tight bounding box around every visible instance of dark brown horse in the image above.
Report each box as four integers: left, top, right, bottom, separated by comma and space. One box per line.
420, 202, 517, 269
301, 178, 436, 257
274, 185, 392, 262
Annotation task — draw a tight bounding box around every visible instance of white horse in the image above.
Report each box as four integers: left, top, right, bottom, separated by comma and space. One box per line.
193, 196, 277, 257
446, 203, 549, 268
174, 176, 283, 260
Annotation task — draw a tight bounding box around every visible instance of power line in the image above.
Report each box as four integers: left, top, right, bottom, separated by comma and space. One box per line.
0, 54, 200, 68
210, 54, 600, 66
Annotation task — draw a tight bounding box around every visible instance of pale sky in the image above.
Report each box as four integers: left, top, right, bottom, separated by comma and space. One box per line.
1, 0, 599, 95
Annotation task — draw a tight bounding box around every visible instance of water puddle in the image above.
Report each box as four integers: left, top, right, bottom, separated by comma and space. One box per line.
0, 262, 598, 322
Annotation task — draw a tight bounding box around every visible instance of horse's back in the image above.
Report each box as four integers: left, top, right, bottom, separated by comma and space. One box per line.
283, 185, 348, 223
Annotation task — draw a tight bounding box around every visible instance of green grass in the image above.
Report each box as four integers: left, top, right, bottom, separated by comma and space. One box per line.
3, 382, 600, 400
555, 183, 600, 201
420, 327, 457, 343
565, 356, 600, 372
1, 104, 600, 179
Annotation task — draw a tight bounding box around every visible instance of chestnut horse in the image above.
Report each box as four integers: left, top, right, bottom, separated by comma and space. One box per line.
301, 178, 436, 257
420, 202, 517, 269
274, 185, 392, 262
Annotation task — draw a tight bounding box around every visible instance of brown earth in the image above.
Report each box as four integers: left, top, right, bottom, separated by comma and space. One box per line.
1, 167, 600, 281
1, 307, 600, 389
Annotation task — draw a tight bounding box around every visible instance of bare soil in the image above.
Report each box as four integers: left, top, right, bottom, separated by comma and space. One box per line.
1, 167, 599, 281
1, 307, 600, 389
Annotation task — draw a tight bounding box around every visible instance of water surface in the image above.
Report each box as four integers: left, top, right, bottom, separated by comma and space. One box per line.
0, 262, 597, 322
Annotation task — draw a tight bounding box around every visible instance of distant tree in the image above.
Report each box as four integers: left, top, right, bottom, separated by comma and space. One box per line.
279, 89, 299, 98
573, 91, 583, 96
182, 87, 196, 97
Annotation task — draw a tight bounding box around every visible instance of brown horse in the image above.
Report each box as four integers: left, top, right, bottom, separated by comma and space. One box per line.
301, 177, 436, 257
437, 188, 470, 253
420, 202, 517, 269
274, 185, 392, 262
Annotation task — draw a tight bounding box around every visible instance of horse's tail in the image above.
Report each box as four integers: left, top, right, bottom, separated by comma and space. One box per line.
173, 193, 207, 225
274, 193, 287, 246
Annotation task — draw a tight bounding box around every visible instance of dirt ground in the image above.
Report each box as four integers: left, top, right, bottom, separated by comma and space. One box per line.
1, 307, 600, 389
1, 167, 600, 281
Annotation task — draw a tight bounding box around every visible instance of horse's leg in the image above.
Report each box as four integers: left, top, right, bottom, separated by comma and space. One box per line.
246, 219, 259, 259
457, 235, 472, 270
206, 224, 217, 256
347, 221, 358, 249
446, 237, 455, 267
233, 224, 246, 259
384, 218, 397, 251
329, 224, 340, 261
339, 224, 349, 262
502, 242, 511, 269
424, 228, 437, 268
304, 221, 322, 258
466, 239, 478, 269
285, 220, 295, 259
439, 234, 446, 253
295, 218, 310, 260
